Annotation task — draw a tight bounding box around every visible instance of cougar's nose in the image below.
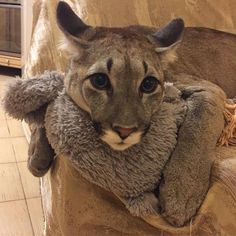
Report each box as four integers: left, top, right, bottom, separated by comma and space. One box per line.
113, 126, 137, 139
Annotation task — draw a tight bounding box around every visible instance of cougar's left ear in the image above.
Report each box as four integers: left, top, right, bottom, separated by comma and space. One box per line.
56, 1, 92, 53
152, 18, 185, 68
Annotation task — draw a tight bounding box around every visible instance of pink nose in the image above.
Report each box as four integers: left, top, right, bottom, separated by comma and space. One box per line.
113, 126, 136, 139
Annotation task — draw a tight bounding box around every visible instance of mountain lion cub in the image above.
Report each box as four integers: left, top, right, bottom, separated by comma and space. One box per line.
54, 2, 226, 226
5, 1, 234, 227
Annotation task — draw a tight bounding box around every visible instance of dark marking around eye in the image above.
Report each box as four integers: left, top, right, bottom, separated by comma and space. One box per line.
143, 61, 148, 75
93, 121, 103, 134
107, 58, 113, 73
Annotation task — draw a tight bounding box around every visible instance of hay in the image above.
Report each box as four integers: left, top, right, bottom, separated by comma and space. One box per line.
218, 101, 236, 146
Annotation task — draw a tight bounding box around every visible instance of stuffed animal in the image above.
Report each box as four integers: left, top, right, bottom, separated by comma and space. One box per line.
2, 2, 226, 227
3, 71, 225, 227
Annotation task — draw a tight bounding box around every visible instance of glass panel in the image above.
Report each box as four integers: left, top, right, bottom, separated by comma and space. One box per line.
0, 1, 21, 4
9, 6, 21, 53
0, 7, 10, 52
0, 5, 20, 55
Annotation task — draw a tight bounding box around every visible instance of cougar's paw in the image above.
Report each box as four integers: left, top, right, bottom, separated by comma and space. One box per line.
161, 203, 198, 227
161, 208, 187, 227
159, 191, 203, 227
126, 193, 159, 217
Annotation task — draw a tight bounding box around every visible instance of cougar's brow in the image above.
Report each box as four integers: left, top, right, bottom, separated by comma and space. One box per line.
107, 58, 113, 73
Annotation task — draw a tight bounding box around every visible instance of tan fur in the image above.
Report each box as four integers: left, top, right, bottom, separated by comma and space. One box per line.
59, 26, 236, 99
169, 27, 236, 98
53, 2, 236, 227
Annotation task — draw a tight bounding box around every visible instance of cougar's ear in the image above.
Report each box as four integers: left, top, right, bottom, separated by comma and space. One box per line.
152, 18, 185, 68
57, 1, 91, 53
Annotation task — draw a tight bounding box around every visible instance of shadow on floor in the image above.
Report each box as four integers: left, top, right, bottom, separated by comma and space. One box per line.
0, 65, 21, 77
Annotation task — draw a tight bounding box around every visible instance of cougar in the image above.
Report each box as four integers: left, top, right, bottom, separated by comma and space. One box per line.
8, 1, 234, 227
44, 1, 233, 226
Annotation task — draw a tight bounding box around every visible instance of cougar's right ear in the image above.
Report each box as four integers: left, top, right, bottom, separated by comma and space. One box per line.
57, 1, 91, 51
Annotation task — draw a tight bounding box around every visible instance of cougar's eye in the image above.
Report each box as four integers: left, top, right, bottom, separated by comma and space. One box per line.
140, 76, 159, 94
89, 73, 110, 90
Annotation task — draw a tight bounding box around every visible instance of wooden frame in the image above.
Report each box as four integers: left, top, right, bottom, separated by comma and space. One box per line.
0, 54, 21, 69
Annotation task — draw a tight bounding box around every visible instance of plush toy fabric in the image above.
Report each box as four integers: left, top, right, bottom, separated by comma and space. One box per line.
3, 71, 225, 226
45, 79, 186, 218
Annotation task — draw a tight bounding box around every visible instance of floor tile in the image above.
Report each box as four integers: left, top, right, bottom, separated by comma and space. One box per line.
0, 200, 34, 236
0, 82, 8, 92
0, 83, 8, 99
0, 73, 43, 235
0, 108, 6, 120
7, 119, 25, 137
18, 162, 41, 198
0, 138, 16, 163
0, 119, 10, 137
5, 113, 14, 120
0, 163, 24, 202
11, 137, 28, 162
0, 75, 13, 81
0, 92, 5, 100
27, 198, 44, 236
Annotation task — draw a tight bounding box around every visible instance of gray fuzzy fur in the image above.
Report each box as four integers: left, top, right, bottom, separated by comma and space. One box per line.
44, 82, 187, 216
45, 87, 186, 198
3, 71, 64, 126
159, 82, 225, 226
3, 72, 225, 226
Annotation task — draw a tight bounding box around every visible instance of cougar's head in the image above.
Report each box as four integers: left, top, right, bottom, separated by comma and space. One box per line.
57, 1, 184, 151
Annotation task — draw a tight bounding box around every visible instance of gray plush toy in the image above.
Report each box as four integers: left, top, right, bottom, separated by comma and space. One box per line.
3, 71, 225, 227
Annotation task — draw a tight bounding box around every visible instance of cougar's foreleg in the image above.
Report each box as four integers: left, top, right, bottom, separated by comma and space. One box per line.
159, 85, 225, 226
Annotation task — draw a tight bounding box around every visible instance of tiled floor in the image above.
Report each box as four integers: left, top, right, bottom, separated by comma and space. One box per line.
0, 70, 44, 236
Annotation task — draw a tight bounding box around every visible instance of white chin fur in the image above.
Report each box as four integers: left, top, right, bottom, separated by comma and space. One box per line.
101, 129, 142, 151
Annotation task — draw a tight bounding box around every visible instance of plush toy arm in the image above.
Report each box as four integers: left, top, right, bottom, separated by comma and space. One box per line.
3, 71, 64, 124
159, 85, 225, 227
28, 127, 55, 177
3, 71, 64, 177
